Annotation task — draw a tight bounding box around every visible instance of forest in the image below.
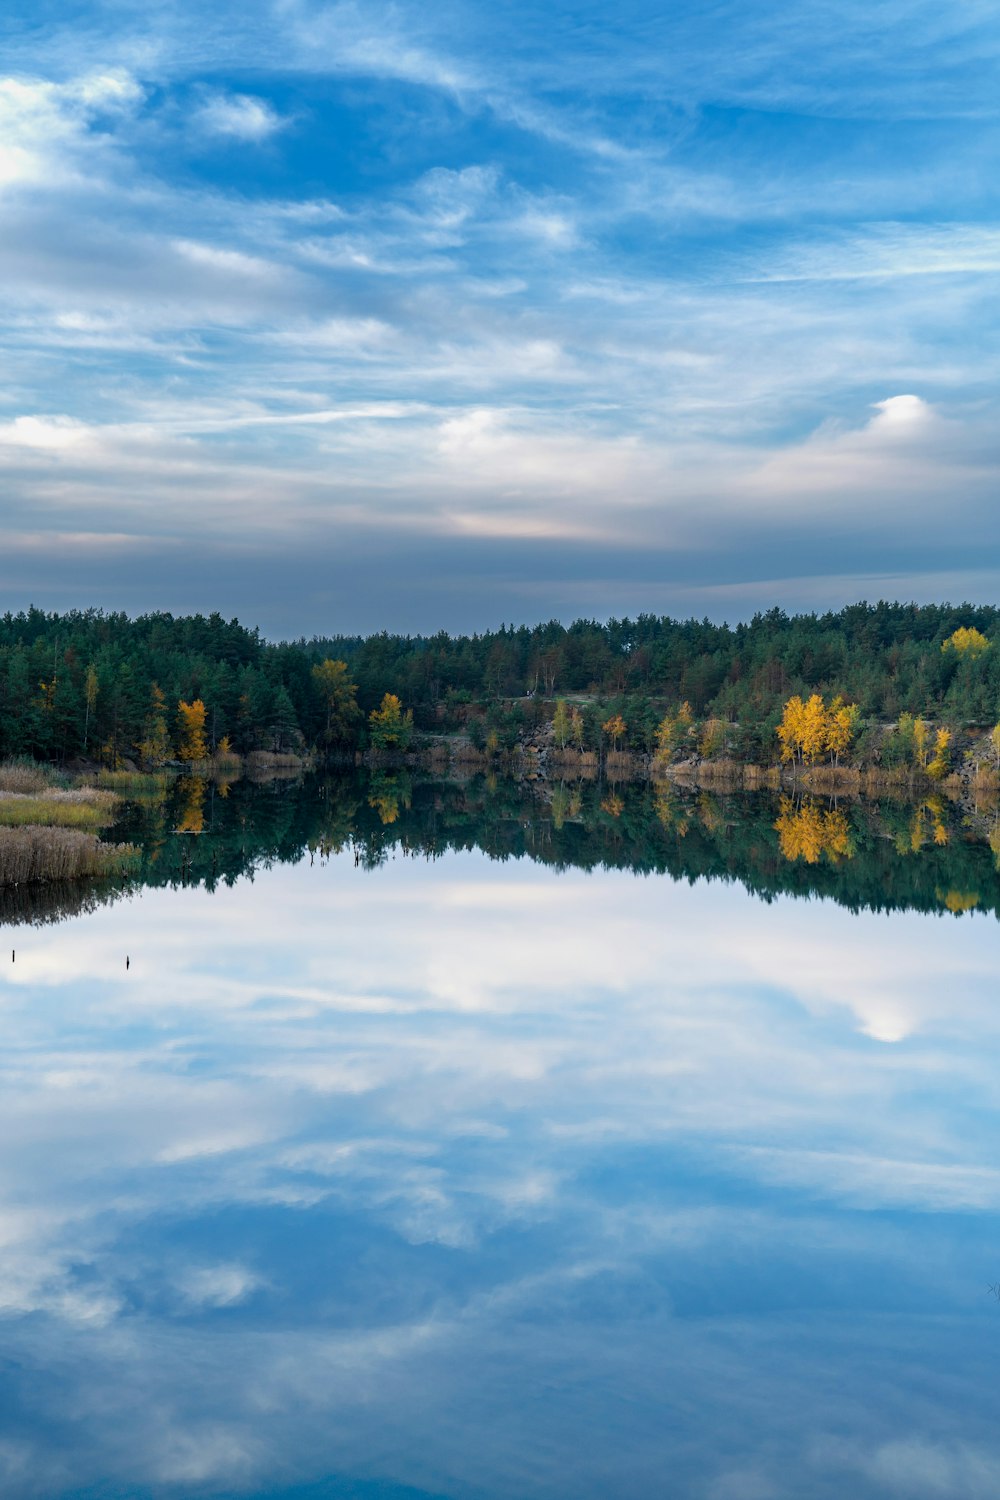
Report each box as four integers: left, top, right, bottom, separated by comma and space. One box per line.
3, 601, 1000, 767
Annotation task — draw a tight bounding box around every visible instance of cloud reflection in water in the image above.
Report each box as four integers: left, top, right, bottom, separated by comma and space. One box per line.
0, 851, 999, 1497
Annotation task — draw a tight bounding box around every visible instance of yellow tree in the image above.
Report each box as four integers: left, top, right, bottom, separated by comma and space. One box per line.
368, 693, 413, 750
777, 696, 806, 765
699, 718, 727, 758
551, 699, 572, 750
912, 717, 929, 770
800, 694, 828, 764
177, 699, 209, 762
654, 710, 678, 764
602, 713, 626, 751
825, 696, 858, 767
312, 658, 361, 747
570, 706, 586, 751
928, 728, 952, 780
942, 626, 990, 658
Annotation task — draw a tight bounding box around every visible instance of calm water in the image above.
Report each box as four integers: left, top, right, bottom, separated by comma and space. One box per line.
2, 775, 1000, 1498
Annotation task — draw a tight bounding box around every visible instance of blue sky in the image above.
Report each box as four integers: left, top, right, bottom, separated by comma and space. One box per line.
2, 0, 1000, 636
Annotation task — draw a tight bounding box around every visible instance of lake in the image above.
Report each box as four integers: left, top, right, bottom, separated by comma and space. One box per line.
2, 772, 1000, 1498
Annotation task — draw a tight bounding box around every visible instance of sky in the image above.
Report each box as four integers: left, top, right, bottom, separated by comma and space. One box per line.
2, 0, 1000, 637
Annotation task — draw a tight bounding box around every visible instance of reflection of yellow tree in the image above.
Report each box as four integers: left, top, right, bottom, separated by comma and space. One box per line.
176, 776, 207, 834
938, 889, 980, 914
551, 782, 572, 830
600, 792, 624, 818
990, 822, 1000, 870
774, 798, 853, 864
653, 783, 678, 831
698, 793, 722, 835
908, 796, 949, 851
368, 771, 412, 825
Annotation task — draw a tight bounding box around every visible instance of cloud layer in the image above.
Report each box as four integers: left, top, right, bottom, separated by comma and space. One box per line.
2, 0, 1000, 631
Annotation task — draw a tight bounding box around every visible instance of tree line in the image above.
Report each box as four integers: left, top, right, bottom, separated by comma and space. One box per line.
3, 603, 1000, 767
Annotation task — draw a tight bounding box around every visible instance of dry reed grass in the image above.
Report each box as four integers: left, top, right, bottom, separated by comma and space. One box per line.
550, 749, 600, 770
0, 827, 139, 885
0, 759, 56, 794
0, 788, 120, 830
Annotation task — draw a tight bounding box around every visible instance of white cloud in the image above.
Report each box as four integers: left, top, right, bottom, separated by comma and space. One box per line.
193, 91, 286, 141
0, 70, 142, 192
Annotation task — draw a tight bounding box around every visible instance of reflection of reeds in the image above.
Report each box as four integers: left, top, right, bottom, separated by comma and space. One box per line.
245, 751, 305, 769
0, 827, 139, 885
0, 789, 119, 829
93, 769, 171, 798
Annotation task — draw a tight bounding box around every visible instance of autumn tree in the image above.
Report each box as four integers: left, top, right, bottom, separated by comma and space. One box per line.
602, 713, 626, 751
699, 718, 727, 759
368, 693, 413, 751
312, 658, 361, 748
656, 705, 692, 764
777, 695, 805, 765
177, 699, 209, 762
551, 699, 572, 750
777, 694, 825, 765
928, 728, 952, 780
654, 711, 678, 764
825, 696, 858, 767
570, 706, 586, 751
942, 626, 990, 658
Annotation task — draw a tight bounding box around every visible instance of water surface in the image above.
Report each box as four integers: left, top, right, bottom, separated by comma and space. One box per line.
2, 775, 1000, 1498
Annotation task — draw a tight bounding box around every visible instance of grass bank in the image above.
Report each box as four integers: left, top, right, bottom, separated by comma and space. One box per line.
0, 827, 139, 885
0, 759, 134, 887
0, 788, 120, 830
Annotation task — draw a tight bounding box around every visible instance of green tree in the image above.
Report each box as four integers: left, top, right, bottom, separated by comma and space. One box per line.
138, 683, 172, 766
